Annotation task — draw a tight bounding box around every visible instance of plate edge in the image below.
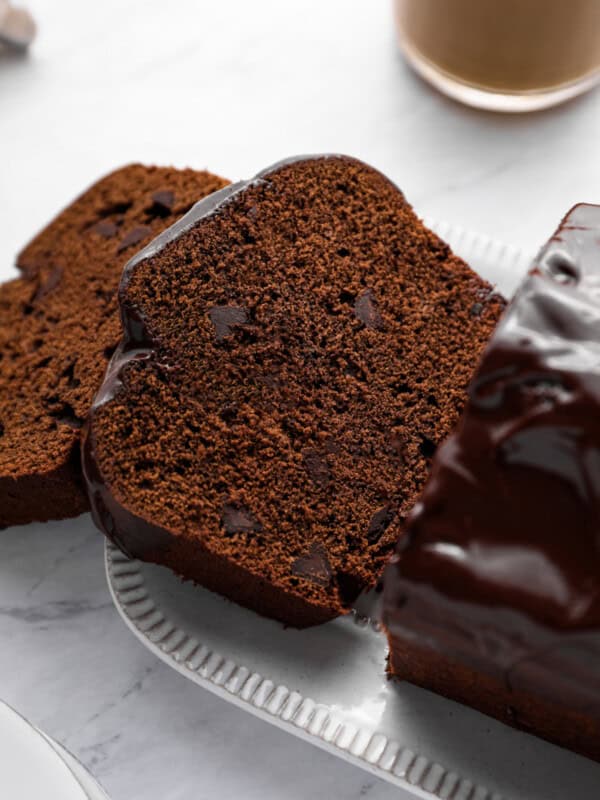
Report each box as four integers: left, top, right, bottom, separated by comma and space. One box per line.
106, 543, 503, 800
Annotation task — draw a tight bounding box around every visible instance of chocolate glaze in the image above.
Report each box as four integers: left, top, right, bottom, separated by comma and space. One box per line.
82, 424, 174, 560
83, 154, 388, 567
383, 204, 600, 714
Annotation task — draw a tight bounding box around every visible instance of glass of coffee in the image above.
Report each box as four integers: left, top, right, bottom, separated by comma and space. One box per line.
394, 0, 600, 111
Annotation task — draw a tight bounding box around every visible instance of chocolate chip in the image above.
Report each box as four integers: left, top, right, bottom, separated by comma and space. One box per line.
222, 502, 263, 535
354, 289, 383, 330
209, 305, 249, 341
93, 220, 119, 238
291, 543, 332, 587
117, 225, 151, 253
367, 506, 395, 544
100, 201, 132, 217
470, 302, 483, 317
302, 450, 330, 488
145, 191, 176, 220
32, 266, 63, 302
335, 570, 364, 605
152, 190, 175, 211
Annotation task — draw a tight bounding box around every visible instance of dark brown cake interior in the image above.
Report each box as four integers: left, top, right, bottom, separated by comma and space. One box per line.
0, 165, 228, 527
85, 155, 505, 626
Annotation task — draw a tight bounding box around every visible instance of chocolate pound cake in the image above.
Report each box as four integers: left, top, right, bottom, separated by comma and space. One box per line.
83, 154, 505, 627
0, 165, 228, 527
383, 204, 600, 760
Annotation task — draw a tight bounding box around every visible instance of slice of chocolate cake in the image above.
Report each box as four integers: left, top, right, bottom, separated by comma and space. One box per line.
83, 154, 505, 627
0, 165, 228, 527
383, 204, 600, 760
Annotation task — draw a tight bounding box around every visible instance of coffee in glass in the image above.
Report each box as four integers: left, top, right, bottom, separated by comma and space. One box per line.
394, 0, 600, 111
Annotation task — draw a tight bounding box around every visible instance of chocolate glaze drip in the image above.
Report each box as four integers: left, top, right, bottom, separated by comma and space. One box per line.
383, 204, 600, 713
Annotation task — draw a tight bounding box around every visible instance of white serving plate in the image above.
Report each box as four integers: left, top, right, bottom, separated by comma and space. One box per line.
105, 225, 600, 800
0, 700, 108, 800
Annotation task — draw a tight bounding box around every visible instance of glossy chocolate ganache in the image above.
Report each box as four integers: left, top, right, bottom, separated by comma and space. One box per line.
383, 203, 600, 758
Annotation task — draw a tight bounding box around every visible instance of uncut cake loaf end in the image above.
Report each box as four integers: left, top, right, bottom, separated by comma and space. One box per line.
383, 204, 600, 760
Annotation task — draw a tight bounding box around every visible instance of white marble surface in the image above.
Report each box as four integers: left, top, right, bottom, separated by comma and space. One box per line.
1, 1, 600, 798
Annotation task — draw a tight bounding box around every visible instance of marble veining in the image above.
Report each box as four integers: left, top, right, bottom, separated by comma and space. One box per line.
0, 515, 414, 800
